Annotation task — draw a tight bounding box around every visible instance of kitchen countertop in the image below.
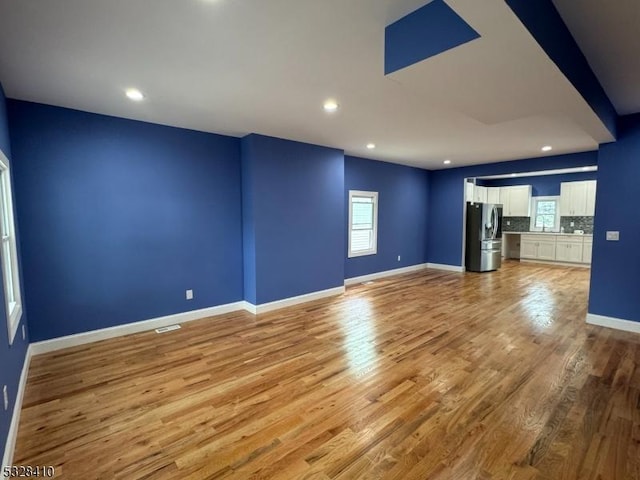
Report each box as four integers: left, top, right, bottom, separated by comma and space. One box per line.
503, 231, 593, 236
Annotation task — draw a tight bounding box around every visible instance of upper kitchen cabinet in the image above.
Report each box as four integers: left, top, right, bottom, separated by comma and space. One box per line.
487, 187, 500, 204
474, 185, 487, 203
465, 182, 488, 203
500, 185, 531, 216
585, 181, 597, 216
559, 180, 597, 216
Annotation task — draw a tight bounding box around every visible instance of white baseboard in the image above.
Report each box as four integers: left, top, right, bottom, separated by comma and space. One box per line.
240, 301, 257, 315
520, 259, 590, 268
344, 263, 431, 286
30, 302, 246, 355
426, 263, 465, 273
586, 313, 640, 334
31, 288, 349, 355
2, 344, 33, 475
243, 286, 345, 314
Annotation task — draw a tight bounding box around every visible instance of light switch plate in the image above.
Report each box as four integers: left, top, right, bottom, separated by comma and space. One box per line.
186, 289, 194, 300
606, 231, 620, 241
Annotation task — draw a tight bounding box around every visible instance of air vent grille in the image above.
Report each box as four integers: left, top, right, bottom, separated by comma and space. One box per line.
155, 325, 181, 334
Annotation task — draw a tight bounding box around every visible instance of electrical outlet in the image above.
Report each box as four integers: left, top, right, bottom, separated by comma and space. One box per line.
570, 221, 575, 227
397, 255, 401, 262
507, 221, 511, 226
186, 289, 193, 300
3, 385, 8, 411
22, 324, 25, 341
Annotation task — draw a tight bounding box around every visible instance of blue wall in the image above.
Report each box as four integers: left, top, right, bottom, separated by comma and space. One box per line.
589, 114, 640, 322
428, 151, 599, 266
241, 134, 344, 305
481, 170, 598, 197
8, 100, 244, 341
0, 85, 29, 465
240, 136, 257, 305
345, 156, 429, 279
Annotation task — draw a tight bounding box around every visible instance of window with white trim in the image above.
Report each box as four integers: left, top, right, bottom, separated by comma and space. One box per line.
348, 190, 378, 258
530, 196, 560, 232
0, 153, 22, 345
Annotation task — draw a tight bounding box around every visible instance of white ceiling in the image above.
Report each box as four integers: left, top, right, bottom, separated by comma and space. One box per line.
0, 0, 618, 169
553, 0, 640, 116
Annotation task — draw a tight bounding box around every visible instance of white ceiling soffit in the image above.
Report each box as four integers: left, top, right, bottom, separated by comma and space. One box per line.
552, 0, 640, 116
0, 0, 613, 169
476, 166, 597, 180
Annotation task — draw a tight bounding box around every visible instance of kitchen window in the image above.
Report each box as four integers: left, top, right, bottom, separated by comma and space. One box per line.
530, 196, 560, 232
348, 190, 378, 257
0, 153, 22, 345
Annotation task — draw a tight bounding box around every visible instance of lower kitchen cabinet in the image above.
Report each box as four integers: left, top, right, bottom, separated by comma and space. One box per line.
520, 235, 556, 261
582, 238, 593, 264
556, 239, 584, 263
520, 238, 537, 259
519, 234, 591, 265
537, 239, 558, 261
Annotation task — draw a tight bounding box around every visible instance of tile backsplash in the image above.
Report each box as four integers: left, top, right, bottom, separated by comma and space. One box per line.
502, 216, 530, 232
560, 216, 594, 234
501, 216, 594, 233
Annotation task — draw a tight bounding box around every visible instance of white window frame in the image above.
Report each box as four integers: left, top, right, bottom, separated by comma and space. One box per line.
530, 196, 561, 232
348, 190, 378, 258
0, 152, 22, 345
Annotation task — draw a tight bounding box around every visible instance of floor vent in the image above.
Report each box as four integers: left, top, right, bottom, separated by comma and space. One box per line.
362, 281, 375, 285
155, 325, 181, 334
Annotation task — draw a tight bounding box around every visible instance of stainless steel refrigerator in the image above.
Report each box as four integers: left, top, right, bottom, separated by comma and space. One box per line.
465, 202, 503, 272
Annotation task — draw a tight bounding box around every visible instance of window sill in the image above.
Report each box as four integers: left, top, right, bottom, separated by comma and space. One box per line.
348, 250, 377, 258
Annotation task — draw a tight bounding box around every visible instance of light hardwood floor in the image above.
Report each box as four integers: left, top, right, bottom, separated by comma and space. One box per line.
14, 261, 640, 479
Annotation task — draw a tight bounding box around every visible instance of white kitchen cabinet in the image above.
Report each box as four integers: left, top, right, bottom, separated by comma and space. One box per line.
537, 238, 557, 261
520, 234, 556, 260
559, 182, 578, 216
585, 181, 597, 216
582, 238, 593, 264
559, 180, 596, 216
473, 185, 487, 203
500, 185, 531, 216
520, 234, 592, 264
487, 187, 501, 204
555, 239, 584, 263
465, 182, 488, 203
520, 237, 538, 259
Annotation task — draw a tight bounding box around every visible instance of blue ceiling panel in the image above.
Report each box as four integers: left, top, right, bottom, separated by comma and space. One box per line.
385, 0, 480, 75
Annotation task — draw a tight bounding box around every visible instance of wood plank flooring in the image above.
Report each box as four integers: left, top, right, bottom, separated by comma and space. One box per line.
14, 261, 640, 479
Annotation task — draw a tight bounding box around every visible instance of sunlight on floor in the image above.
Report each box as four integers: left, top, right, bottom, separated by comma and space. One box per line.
340, 297, 379, 377
523, 283, 556, 330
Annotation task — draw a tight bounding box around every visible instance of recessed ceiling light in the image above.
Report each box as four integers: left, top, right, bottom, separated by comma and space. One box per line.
443, 159, 451, 165
366, 143, 376, 149
125, 88, 145, 101
541, 145, 553, 152
323, 100, 339, 112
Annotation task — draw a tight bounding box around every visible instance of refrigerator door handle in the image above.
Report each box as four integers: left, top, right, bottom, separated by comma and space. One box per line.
490, 205, 497, 239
